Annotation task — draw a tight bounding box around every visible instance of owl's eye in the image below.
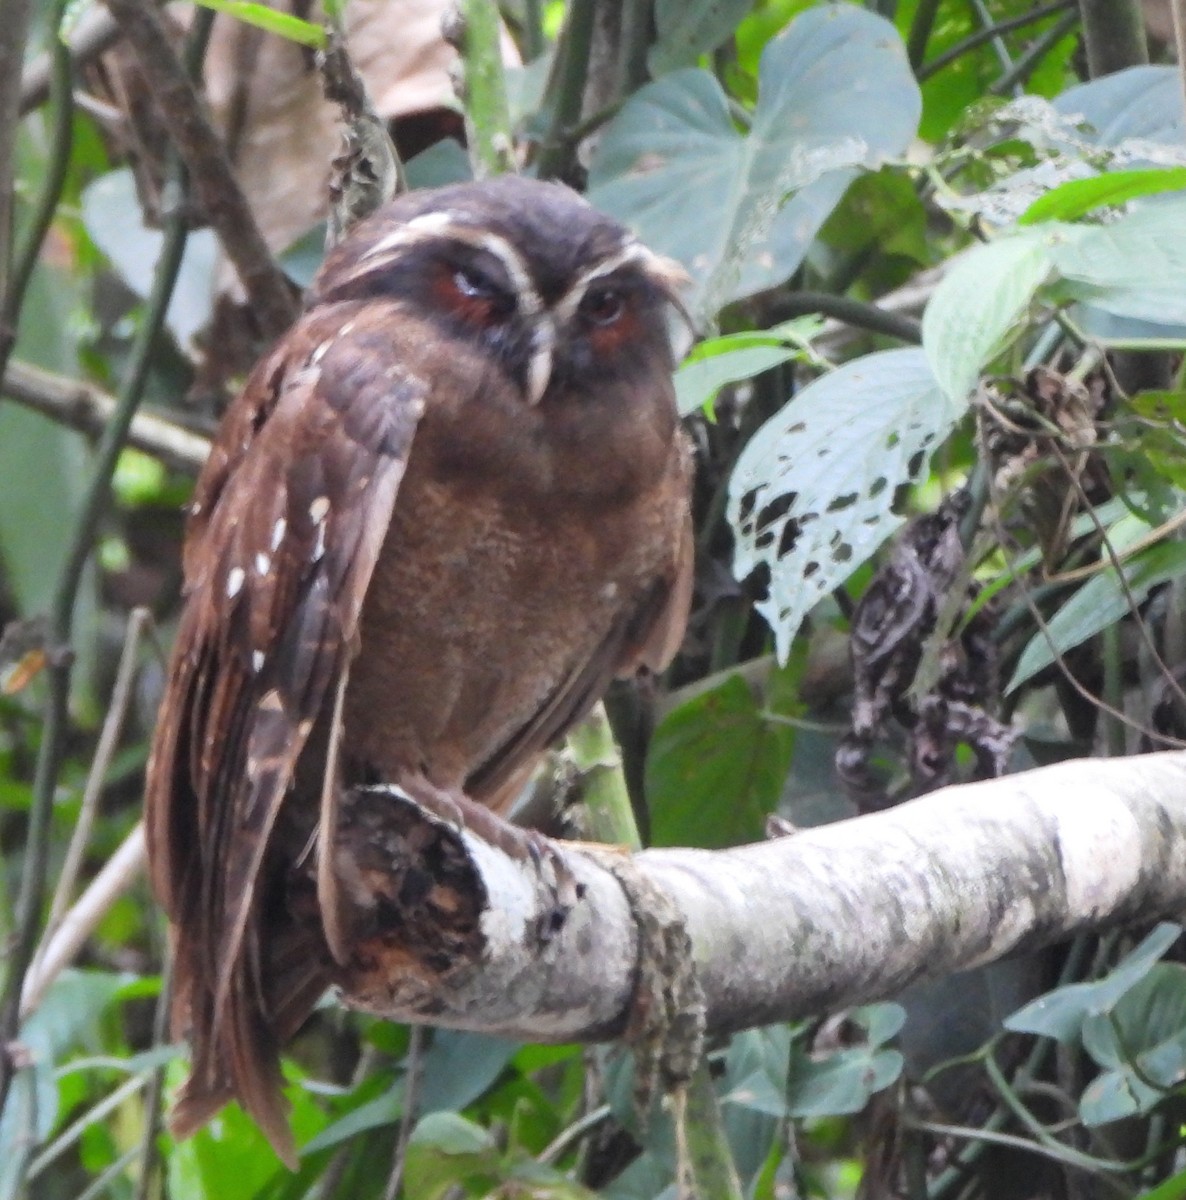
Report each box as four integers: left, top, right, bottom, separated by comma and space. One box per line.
453, 266, 499, 299
581, 287, 625, 326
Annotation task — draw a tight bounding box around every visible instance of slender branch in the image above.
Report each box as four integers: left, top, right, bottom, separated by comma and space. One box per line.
768, 291, 922, 345
40, 609, 151, 951
1, 359, 211, 473
535, 0, 597, 181
101, 0, 299, 341
989, 10, 1081, 96
0, 17, 73, 386
918, 0, 1076, 82
1172, 0, 1186, 120
20, 826, 148, 1019
459, 0, 515, 178
0, 144, 192, 1119
1077, 0, 1148, 77
19, 6, 120, 114
0, 0, 36, 311
617, 0, 652, 97
906, 0, 942, 70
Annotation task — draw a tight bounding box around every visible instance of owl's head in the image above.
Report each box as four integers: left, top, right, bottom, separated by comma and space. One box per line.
309, 176, 688, 406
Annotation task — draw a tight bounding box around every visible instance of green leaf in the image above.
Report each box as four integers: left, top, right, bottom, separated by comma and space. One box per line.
402, 1112, 500, 1200
786, 1044, 903, 1118
674, 340, 799, 416
0, 971, 132, 1200
922, 231, 1052, 404
728, 347, 963, 661
1080, 964, 1186, 1126
1005, 923, 1182, 1043
191, 0, 325, 47
588, 5, 920, 321
645, 673, 794, 847
649, 0, 754, 75
1044, 201, 1186, 326
299, 1081, 403, 1155
1019, 167, 1186, 225
1008, 540, 1186, 691
81, 169, 219, 348
418, 1031, 519, 1113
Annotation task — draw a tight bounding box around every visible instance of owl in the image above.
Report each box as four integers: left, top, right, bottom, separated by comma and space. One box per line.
145, 175, 694, 1164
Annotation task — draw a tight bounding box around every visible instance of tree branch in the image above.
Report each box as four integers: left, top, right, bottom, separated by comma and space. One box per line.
19, 6, 120, 114
1, 359, 211, 473
101, 0, 299, 341
330, 752, 1186, 1042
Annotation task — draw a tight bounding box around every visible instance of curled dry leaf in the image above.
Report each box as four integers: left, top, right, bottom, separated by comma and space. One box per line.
836, 494, 1014, 808
202, 0, 480, 259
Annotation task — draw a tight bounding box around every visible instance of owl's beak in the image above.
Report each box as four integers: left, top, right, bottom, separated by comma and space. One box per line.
526, 317, 555, 405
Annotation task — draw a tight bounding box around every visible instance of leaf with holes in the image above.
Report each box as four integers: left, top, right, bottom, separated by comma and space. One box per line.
728, 348, 963, 662
588, 4, 920, 322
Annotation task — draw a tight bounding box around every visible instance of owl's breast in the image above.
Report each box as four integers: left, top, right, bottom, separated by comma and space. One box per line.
339, 408, 686, 802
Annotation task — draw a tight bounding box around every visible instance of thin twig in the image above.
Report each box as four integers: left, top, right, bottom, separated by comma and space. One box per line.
134, 956, 173, 1200
906, 0, 942, 69
20, 825, 148, 1019
383, 1026, 427, 1200
1171, 0, 1186, 120
0, 0, 34, 300
458, 0, 515, 178
535, 0, 597, 181
0, 12, 73, 385
1, 358, 211, 473
19, 6, 120, 114
40, 609, 152, 950
767, 291, 922, 345
989, 10, 1081, 96
918, 0, 1075, 82
102, 0, 299, 341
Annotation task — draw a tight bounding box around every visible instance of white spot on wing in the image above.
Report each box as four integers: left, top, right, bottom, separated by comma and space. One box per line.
271, 517, 287, 550
255, 552, 270, 575
252, 650, 265, 672
226, 567, 245, 598
309, 496, 330, 524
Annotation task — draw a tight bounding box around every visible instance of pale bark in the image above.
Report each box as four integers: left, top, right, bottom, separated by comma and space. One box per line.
334, 752, 1186, 1041
22, 753, 1186, 1041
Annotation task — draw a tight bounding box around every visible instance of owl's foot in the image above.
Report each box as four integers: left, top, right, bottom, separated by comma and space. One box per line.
400, 775, 583, 942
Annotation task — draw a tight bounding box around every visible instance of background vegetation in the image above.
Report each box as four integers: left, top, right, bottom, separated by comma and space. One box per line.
4, 0, 1186, 1196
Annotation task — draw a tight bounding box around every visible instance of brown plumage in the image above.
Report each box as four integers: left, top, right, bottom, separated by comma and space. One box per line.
144, 176, 694, 1165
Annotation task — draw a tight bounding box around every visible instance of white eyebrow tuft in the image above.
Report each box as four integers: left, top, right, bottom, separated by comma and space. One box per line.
552, 241, 678, 324
351, 214, 545, 317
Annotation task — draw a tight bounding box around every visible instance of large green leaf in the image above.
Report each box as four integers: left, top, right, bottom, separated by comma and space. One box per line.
1008, 540, 1186, 691
649, 0, 754, 75
81, 169, 219, 348
1005, 923, 1181, 1043
1044, 200, 1186, 326
588, 4, 920, 321
728, 347, 962, 661
922, 231, 1052, 404
645, 673, 794, 847
1080, 964, 1186, 1126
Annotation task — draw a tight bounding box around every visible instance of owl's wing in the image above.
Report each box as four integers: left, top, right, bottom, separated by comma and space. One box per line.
469, 435, 695, 812
144, 304, 425, 1165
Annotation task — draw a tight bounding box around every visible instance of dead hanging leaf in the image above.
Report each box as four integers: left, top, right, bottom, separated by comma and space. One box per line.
836, 494, 1015, 808
199, 0, 487, 260
0, 616, 50, 693
977, 365, 1111, 568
